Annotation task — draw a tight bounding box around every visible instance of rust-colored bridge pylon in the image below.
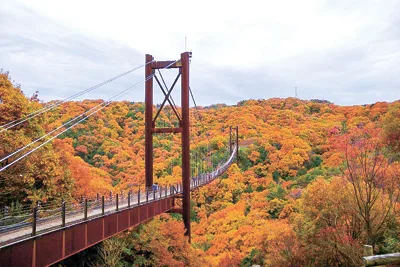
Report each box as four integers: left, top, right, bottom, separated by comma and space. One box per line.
0, 52, 241, 267
145, 52, 192, 241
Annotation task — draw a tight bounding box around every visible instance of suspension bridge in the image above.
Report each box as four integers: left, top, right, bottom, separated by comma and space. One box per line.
0, 52, 240, 267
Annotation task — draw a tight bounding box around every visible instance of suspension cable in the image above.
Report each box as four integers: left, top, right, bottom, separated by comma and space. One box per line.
0, 60, 177, 173
189, 86, 214, 172
1, 103, 110, 163
0, 61, 154, 132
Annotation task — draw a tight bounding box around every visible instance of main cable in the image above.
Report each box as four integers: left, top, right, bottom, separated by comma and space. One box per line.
0, 65, 162, 163
189, 86, 208, 131
189, 86, 214, 171
0, 61, 154, 132
1, 102, 111, 163
0, 60, 177, 173
189, 86, 214, 176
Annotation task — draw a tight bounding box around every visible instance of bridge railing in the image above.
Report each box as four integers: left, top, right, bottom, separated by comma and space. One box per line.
190, 145, 237, 189
0, 144, 237, 247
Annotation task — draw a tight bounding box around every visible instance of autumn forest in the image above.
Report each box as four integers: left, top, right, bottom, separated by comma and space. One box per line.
1, 71, 400, 266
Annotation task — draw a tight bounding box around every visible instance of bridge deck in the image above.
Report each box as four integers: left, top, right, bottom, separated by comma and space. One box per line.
0, 188, 176, 246
0, 146, 236, 267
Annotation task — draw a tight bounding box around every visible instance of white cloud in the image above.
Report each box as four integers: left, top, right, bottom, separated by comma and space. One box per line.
0, 0, 399, 105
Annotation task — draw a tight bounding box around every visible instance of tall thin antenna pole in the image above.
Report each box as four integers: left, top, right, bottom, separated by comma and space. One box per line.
295, 87, 298, 98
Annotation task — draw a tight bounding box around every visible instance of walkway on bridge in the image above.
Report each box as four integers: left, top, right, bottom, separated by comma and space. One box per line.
0, 146, 237, 267
0, 52, 240, 267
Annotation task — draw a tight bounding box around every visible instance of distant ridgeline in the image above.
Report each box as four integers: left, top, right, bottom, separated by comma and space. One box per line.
1, 72, 400, 266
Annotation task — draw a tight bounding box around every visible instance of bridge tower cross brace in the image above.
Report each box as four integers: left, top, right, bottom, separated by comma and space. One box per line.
145, 52, 192, 241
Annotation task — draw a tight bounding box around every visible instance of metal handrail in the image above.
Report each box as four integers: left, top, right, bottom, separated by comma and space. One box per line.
0, 144, 237, 245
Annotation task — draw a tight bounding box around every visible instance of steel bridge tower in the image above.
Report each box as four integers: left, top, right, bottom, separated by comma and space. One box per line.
145, 52, 192, 241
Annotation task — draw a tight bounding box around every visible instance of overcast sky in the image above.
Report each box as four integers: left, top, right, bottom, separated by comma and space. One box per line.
0, 0, 399, 106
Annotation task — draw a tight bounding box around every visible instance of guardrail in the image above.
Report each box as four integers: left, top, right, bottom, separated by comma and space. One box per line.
363, 245, 400, 266
0, 145, 237, 247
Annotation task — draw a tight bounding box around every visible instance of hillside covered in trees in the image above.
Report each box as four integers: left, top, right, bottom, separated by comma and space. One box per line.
1, 72, 400, 266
